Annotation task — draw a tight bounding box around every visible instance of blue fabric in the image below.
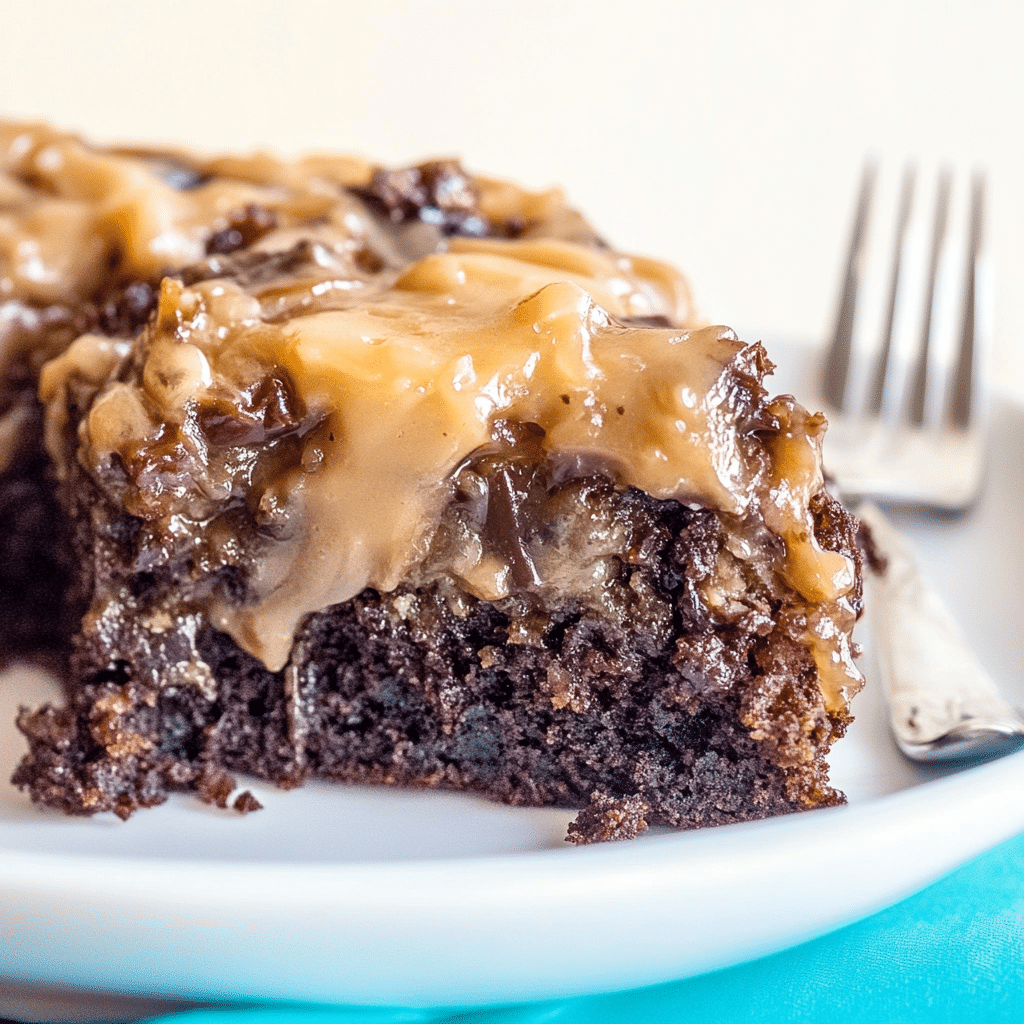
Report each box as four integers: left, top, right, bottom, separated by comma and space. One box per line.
149, 830, 1024, 1024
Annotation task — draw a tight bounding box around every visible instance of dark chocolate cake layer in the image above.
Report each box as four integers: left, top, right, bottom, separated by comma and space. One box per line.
0, 284, 158, 661
14, 460, 860, 842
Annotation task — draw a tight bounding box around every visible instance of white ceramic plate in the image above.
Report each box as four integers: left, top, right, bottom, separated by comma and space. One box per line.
3, 343, 1024, 1009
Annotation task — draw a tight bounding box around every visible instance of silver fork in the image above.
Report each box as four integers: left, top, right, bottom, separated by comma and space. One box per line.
821, 165, 1024, 762
822, 164, 986, 510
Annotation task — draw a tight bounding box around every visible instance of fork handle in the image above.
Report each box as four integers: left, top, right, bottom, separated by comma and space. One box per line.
858, 502, 1024, 762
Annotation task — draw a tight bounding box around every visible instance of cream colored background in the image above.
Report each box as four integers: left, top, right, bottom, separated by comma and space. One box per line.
2, 0, 1021, 395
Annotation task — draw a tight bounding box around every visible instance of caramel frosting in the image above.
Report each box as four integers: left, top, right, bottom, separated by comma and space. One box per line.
16, 122, 860, 709
1, 121, 601, 312
1, 121, 371, 307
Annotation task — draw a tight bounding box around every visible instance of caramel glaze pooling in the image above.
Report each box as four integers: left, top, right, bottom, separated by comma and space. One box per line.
24, 122, 860, 711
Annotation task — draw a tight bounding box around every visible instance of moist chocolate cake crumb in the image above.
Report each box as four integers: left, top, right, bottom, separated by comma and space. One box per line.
233, 791, 263, 814
0, 405, 80, 661
567, 792, 651, 844
857, 519, 888, 575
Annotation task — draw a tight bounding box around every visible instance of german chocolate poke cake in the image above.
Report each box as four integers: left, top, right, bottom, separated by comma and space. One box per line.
3, 122, 864, 842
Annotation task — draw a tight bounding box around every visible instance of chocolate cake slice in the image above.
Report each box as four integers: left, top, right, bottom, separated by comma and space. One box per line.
6, 124, 864, 841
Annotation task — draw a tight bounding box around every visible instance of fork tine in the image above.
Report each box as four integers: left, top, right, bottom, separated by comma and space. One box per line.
906, 169, 953, 426
820, 164, 987, 511
946, 173, 986, 429
823, 163, 876, 411
867, 166, 916, 417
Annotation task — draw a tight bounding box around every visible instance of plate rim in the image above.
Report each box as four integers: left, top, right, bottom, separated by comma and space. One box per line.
4, 746, 1024, 1006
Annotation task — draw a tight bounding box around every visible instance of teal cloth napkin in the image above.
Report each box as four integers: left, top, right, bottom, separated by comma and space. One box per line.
150, 830, 1024, 1024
